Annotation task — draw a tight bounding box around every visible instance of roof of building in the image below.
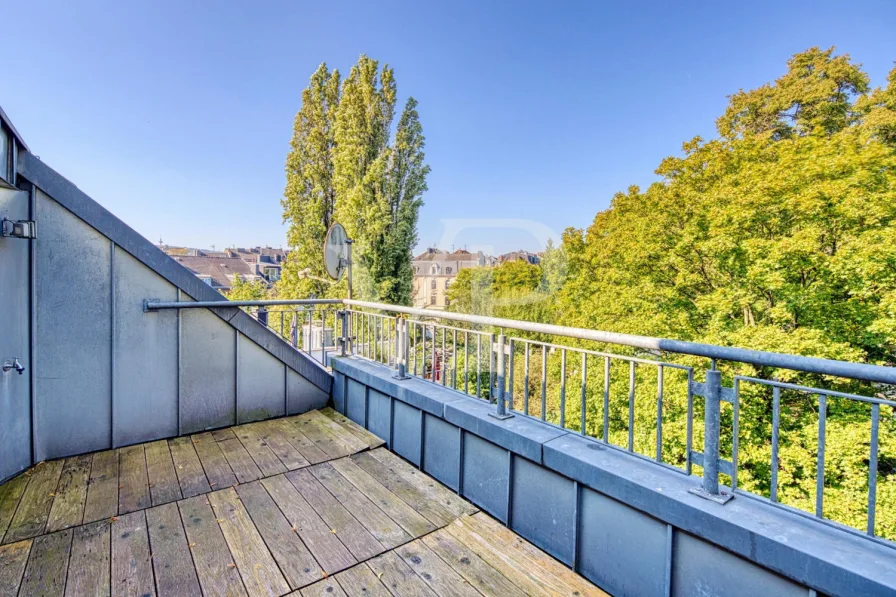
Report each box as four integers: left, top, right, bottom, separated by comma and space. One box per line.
498, 250, 541, 264
171, 255, 257, 288
414, 248, 483, 263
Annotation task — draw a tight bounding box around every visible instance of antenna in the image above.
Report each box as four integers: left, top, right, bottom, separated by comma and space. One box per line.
324, 223, 353, 299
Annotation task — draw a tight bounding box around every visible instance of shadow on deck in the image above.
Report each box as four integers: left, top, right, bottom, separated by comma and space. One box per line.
0, 409, 603, 596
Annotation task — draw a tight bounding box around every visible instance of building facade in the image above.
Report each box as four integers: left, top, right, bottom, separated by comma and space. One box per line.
412, 248, 490, 309
158, 244, 287, 290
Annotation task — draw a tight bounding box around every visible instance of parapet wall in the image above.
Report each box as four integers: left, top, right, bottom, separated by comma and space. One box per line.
332, 356, 896, 597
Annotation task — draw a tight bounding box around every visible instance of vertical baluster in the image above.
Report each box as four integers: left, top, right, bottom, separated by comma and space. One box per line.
453, 329, 458, 389
524, 342, 530, 416
431, 326, 437, 382
559, 349, 567, 428
476, 334, 482, 398
603, 357, 610, 443
685, 368, 694, 475
320, 309, 325, 365
306, 309, 312, 355
442, 327, 447, 386
422, 323, 428, 379
541, 346, 547, 421
489, 333, 496, 402
771, 385, 781, 502
464, 331, 470, 394
816, 393, 826, 518
280, 311, 285, 338
508, 339, 515, 410
732, 378, 740, 490
656, 366, 664, 462
628, 361, 635, 452
580, 353, 587, 435
868, 403, 880, 536
413, 322, 418, 376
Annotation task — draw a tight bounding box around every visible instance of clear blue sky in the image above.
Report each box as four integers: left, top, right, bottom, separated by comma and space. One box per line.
5, 1, 895, 255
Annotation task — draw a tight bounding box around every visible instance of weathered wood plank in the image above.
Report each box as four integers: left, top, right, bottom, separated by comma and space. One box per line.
5, 459, 64, 543
305, 411, 368, 454
269, 419, 329, 465
119, 445, 151, 514
329, 458, 435, 538
191, 433, 237, 490
217, 438, 263, 484
289, 414, 353, 459
421, 529, 527, 597
207, 487, 290, 597
309, 464, 409, 550
83, 450, 119, 524
0, 473, 30, 542
233, 424, 288, 477
65, 520, 110, 597
368, 448, 476, 518
286, 469, 384, 562
261, 475, 356, 575
333, 563, 392, 597
235, 481, 321, 589
299, 577, 349, 597
396, 539, 482, 597
145, 440, 183, 506
46, 455, 92, 533
253, 420, 310, 470
211, 428, 237, 442
168, 437, 211, 498
0, 539, 31, 596
178, 495, 248, 597
352, 452, 454, 527
19, 528, 73, 596
146, 502, 202, 596
111, 510, 155, 597
320, 408, 385, 449
366, 551, 438, 597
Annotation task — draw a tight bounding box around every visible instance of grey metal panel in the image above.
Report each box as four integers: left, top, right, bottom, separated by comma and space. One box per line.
180, 307, 236, 433
423, 414, 460, 491
287, 368, 328, 415
392, 401, 422, 466
578, 487, 668, 597
510, 456, 576, 565
34, 191, 112, 460
237, 333, 286, 423
0, 187, 31, 480
112, 249, 178, 446
346, 379, 366, 426
367, 389, 391, 447
462, 433, 510, 523
672, 532, 808, 597
333, 371, 346, 413
18, 152, 330, 393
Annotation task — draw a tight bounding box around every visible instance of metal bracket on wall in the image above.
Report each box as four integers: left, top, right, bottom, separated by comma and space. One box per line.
1, 218, 35, 239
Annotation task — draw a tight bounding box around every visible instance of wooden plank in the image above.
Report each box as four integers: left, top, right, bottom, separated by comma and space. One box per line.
396, 539, 482, 597
0, 473, 30, 542
19, 528, 73, 596
217, 438, 263, 484
366, 551, 438, 597
178, 495, 248, 597
261, 475, 356, 575
207, 487, 290, 597
145, 440, 183, 506
5, 459, 64, 543
111, 510, 155, 597
286, 469, 384, 562
269, 419, 329, 465
168, 437, 211, 498
46, 455, 92, 533
211, 428, 237, 442
232, 424, 288, 477
329, 458, 434, 538
0, 539, 31, 596
352, 452, 454, 527
299, 577, 349, 597
288, 414, 353, 459
421, 529, 527, 597
119, 445, 151, 514
191, 433, 237, 490
309, 464, 409, 550
65, 520, 110, 597
83, 450, 119, 524
253, 420, 310, 470
236, 481, 322, 588
304, 411, 368, 454
146, 502, 202, 596
368, 448, 476, 518
333, 563, 392, 597
320, 408, 385, 449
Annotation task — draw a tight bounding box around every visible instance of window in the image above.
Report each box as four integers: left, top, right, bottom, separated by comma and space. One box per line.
264, 267, 281, 281
199, 275, 214, 286
446, 267, 452, 274
430, 295, 436, 305
444, 279, 450, 289
430, 279, 437, 289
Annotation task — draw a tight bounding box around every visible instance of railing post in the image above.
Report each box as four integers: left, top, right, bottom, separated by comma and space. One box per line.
393, 317, 410, 380
338, 310, 348, 357
489, 334, 513, 420
703, 367, 721, 495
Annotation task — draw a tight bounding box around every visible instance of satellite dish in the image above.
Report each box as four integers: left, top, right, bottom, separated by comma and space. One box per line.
324, 223, 350, 281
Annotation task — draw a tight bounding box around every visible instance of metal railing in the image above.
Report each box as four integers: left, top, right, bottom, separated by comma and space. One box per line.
144, 297, 896, 545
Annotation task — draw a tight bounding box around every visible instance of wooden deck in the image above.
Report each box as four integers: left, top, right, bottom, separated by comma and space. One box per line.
0, 408, 605, 596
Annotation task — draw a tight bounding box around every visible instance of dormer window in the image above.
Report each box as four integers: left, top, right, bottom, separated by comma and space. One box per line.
0, 125, 9, 183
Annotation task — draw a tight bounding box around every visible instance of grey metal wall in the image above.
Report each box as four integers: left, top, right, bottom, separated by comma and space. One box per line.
14, 153, 331, 465
332, 357, 896, 597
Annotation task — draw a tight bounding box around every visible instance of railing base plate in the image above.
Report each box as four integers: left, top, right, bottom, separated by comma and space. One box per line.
392, 373, 411, 381
688, 487, 734, 505
488, 412, 514, 421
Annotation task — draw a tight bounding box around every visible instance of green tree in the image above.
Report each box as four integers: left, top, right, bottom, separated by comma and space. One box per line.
226, 274, 268, 302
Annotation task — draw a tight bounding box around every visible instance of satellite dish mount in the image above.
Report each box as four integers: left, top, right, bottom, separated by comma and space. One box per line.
324, 223, 353, 299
